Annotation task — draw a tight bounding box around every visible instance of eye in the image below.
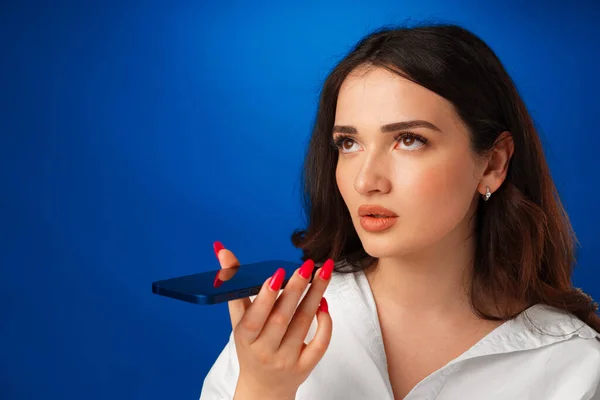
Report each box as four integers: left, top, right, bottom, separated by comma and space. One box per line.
330, 132, 428, 153
395, 133, 427, 151
331, 135, 361, 153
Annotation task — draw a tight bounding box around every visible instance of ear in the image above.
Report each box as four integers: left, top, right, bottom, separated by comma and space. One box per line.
478, 131, 514, 197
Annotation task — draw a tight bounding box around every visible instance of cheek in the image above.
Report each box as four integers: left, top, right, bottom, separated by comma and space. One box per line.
335, 164, 350, 201
399, 154, 479, 222
336, 161, 361, 214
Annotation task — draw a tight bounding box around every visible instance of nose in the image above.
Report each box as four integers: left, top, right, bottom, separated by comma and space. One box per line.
353, 154, 392, 195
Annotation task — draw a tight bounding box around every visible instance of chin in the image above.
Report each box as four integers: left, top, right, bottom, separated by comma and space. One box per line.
356, 223, 435, 260
357, 229, 407, 258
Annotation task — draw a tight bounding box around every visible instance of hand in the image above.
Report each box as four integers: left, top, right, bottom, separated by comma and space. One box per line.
212, 241, 334, 400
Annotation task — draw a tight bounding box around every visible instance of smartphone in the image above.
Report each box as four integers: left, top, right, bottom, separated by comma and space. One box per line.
151, 260, 309, 305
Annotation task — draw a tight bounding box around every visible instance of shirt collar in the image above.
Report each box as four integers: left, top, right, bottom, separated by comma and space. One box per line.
339, 266, 599, 364
452, 303, 599, 364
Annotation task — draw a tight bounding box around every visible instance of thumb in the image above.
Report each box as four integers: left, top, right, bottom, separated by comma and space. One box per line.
213, 241, 252, 330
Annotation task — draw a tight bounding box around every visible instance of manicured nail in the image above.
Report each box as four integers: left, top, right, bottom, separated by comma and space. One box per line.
318, 297, 328, 313
269, 268, 285, 291
213, 241, 225, 259
319, 259, 334, 280
298, 259, 315, 279
213, 273, 223, 288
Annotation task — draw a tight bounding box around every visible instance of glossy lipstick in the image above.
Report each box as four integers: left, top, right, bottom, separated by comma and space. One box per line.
358, 204, 398, 232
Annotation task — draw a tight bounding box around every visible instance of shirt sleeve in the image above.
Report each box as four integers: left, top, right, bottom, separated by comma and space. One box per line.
199, 330, 240, 400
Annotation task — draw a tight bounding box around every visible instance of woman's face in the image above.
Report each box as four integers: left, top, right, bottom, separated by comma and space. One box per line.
334, 65, 487, 258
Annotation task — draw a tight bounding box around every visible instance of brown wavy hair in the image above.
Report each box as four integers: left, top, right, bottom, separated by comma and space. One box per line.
291, 23, 600, 331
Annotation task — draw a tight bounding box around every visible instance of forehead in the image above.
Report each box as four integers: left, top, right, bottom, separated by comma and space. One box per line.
335, 66, 456, 127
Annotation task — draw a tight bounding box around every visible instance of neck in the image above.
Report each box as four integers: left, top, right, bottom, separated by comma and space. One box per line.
364, 223, 477, 321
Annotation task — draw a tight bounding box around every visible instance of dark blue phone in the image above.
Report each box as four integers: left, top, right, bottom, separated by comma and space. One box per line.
152, 260, 309, 305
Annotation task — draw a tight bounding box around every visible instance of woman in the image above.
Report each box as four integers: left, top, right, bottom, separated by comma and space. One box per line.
200, 23, 600, 400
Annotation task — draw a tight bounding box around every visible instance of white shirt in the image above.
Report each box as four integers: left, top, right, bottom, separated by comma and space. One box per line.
200, 264, 600, 399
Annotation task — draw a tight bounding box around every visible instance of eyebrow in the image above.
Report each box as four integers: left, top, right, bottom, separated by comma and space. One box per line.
332, 120, 442, 135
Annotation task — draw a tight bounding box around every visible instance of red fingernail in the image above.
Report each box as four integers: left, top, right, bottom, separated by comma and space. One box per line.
319, 259, 334, 280
269, 268, 285, 291
298, 259, 315, 279
213, 241, 225, 259
213, 273, 223, 288
318, 297, 328, 313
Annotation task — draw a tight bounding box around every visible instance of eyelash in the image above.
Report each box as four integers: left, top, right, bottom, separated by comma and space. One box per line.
329, 132, 428, 151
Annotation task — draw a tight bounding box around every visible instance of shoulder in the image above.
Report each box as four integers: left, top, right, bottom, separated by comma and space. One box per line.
540, 334, 600, 398
519, 303, 600, 340
448, 305, 600, 398
508, 303, 600, 353
516, 304, 600, 394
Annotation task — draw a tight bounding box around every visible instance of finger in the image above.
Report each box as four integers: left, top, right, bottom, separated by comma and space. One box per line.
297, 297, 332, 371
214, 248, 241, 283
214, 242, 240, 272
236, 268, 286, 344
279, 259, 333, 355
255, 259, 316, 351
213, 241, 251, 330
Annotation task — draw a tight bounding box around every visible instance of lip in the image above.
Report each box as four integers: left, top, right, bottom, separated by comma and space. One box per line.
359, 215, 398, 232
358, 204, 398, 232
358, 204, 398, 217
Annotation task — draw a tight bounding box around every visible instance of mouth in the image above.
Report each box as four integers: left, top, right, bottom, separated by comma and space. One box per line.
357, 205, 398, 232
357, 204, 398, 218
359, 214, 398, 232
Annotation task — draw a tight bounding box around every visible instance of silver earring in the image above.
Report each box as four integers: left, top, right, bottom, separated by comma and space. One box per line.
483, 186, 492, 201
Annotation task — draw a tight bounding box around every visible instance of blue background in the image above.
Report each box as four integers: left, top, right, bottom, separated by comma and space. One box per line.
1, 1, 599, 399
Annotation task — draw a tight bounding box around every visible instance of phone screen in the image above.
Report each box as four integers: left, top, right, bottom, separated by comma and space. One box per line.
152, 260, 305, 305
